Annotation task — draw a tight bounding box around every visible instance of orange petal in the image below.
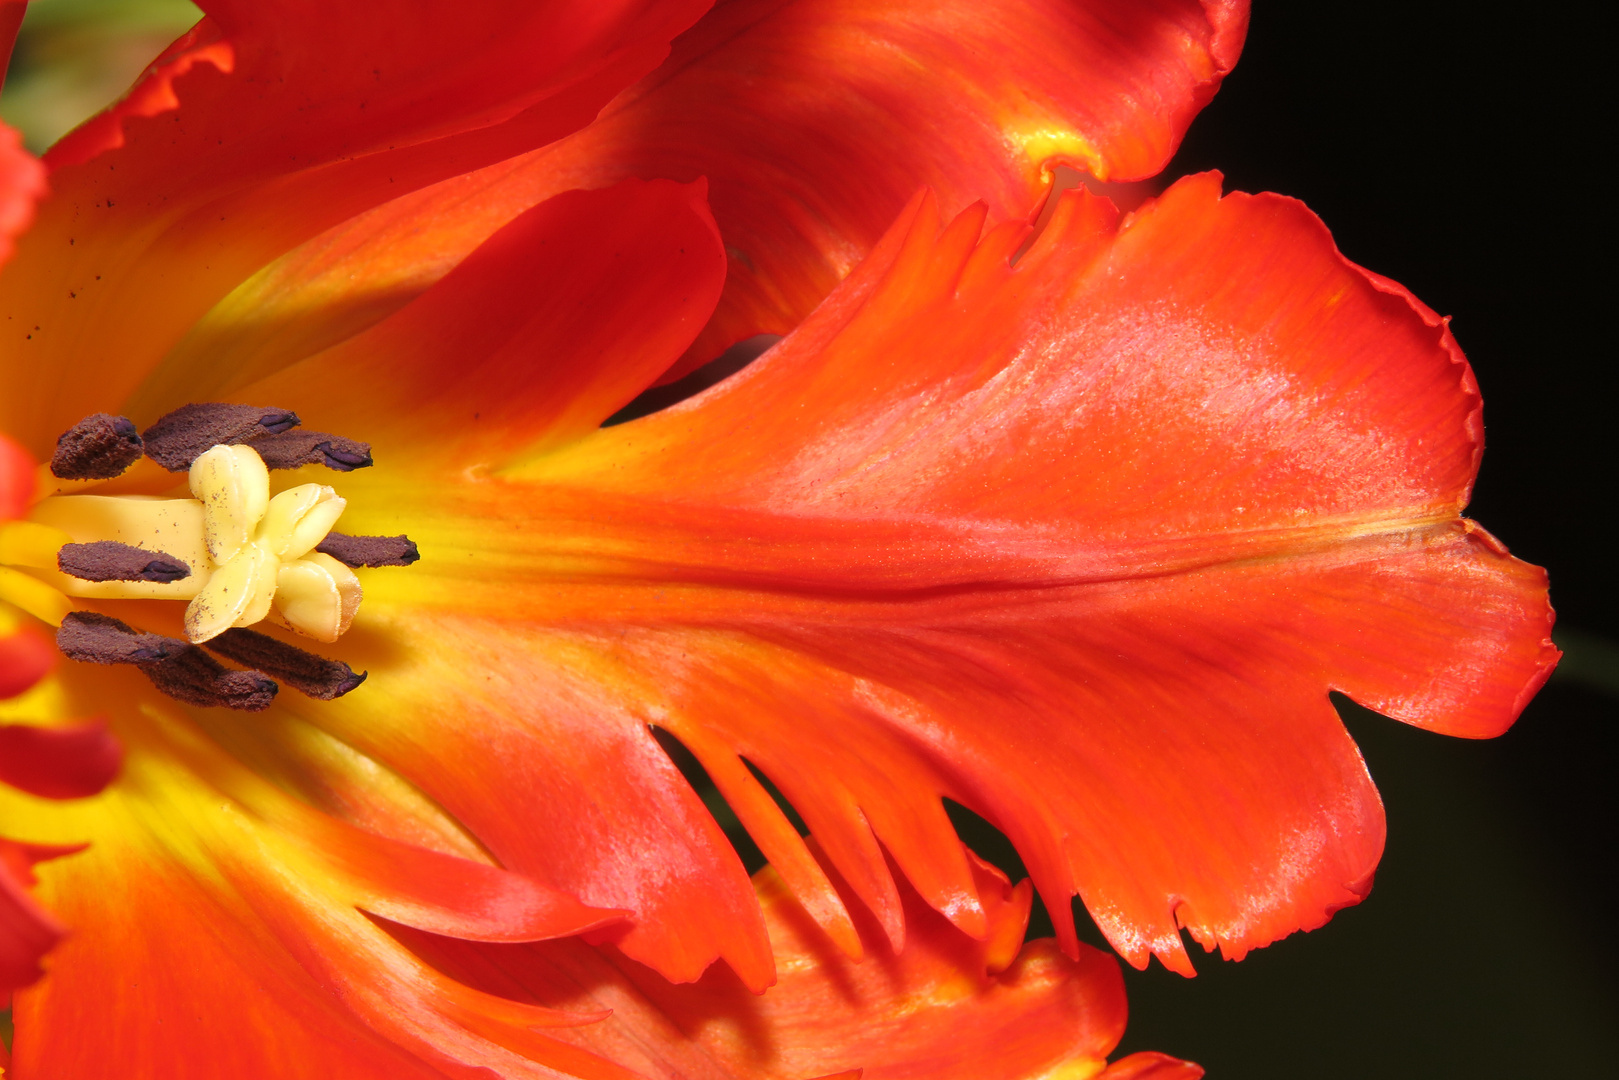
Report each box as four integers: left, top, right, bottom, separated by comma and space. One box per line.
0, 0, 713, 448
328, 175, 1552, 977
143, 0, 1249, 408
374, 844, 1141, 1079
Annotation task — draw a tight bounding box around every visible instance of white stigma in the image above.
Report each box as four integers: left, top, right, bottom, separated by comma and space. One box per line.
184, 445, 359, 643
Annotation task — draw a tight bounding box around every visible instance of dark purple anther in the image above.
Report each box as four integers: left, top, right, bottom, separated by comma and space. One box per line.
247, 430, 373, 472
315, 532, 419, 568
58, 541, 191, 584
50, 413, 143, 480
203, 628, 366, 700
141, 402, 302, 471
56, 612, 279, 711
57, 611, 189, 665
139, 648, 279, 712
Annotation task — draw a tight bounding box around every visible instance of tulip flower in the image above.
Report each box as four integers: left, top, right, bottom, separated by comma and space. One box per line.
0, 0, 1555, 1077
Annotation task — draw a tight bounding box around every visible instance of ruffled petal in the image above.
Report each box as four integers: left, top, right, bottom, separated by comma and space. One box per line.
9, 666, 1170, 1078
136, 0, 1249, 410
0, 0, 712, 447
359, 845, 1156, 1079
301, 174, 1552, 979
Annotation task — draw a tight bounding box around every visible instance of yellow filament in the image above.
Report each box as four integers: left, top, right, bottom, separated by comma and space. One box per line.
0, 521, 74, 570
0, 566, 73, 627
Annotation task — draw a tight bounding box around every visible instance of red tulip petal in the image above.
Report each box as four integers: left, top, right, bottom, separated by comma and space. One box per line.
0, 429, 33, 520
372, 845, 1142, 1079
8, 694, 644, 1079
0, 839, 80, 996
140, 0, 1249, 416
0, 121, 46, 268
1100, 1052, 1206, 1080
0, 0, 712, 448
0, 623, 56, 700
0, 720, 121, 799
318, 174, 1551, 978
244, 176, 728, 466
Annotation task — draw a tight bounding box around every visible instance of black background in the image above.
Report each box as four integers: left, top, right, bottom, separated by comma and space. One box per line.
1094, 3, 1614, 1074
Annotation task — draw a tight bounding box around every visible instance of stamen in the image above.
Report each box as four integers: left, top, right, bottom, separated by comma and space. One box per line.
57, 541, 191, 584
142, 403, 300, 472
248, 430, 373, 472
57, 613, 279, 710
203, 627, 366, 700
140, 647, 279, 712
56, 611, 188, 665
315, 532, 420, 567
50, 413, 144, 480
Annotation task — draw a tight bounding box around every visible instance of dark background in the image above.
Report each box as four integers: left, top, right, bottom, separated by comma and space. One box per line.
1092, 3, 1616, 1074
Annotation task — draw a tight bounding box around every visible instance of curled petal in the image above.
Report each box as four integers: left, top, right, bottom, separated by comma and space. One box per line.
143, 0, 1249, 403
0, 0, 714, 449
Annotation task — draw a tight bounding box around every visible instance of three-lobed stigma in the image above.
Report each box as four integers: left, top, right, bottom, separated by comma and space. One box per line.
0, 403, 418, 710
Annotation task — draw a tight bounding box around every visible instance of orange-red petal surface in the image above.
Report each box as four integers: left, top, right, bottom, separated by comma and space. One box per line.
129, 0, 1249, 415
0, 0, 714, 447
11, 679, 1172, 1078
0, 839, 79, 996
273, 174, 1555, 979
7, 687, 643, 1080
0, 120, 45, 268
1099, 1052, 1206, 1080
369, 845, 1160, 1079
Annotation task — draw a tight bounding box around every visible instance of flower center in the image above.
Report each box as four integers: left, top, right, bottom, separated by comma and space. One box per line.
0, 404, 418, 710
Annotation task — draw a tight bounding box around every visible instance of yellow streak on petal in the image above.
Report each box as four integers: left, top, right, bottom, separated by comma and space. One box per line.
1006, 125, 1102, 177
1030, 1059, 1108, 1080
